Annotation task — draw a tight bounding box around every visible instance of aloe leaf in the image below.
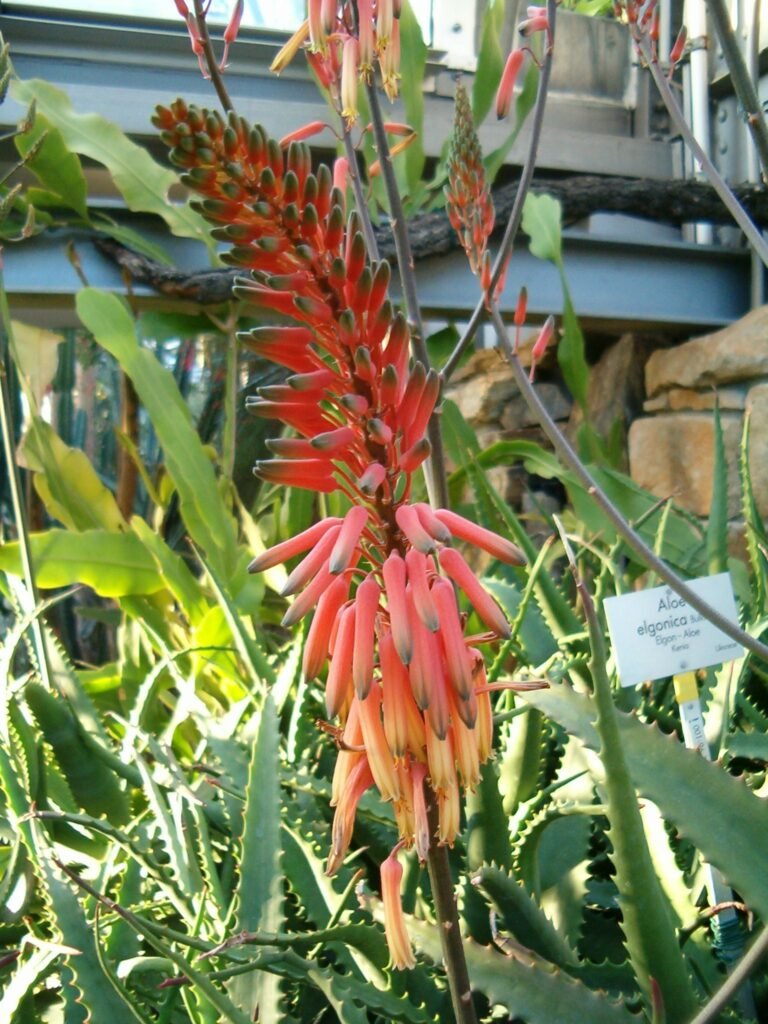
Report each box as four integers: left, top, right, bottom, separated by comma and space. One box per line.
739, 412, 768, 611
229, 695, 283, 1018
24, 818, 139, 1022
0, 944, 59, 1020
136, 756, 197, 907
20, 418, 125, 532
573, 588, 698, 1018
706, 402, 729, 575
24, 682, 130, 825
75, 289, 238, 578
522, 682, 768, 920
474, 864, 579, 968
306, 964, 431, 1024
407, 915, 637, 1024
11, 78, 214, 256
472, 0, 505, 125
0, 529, 163, 596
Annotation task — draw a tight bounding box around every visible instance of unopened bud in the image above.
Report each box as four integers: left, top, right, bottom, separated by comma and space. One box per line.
496, 48, 525, 119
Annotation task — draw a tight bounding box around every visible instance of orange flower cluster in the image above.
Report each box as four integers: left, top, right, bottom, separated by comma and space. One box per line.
271, 0, 401, 119
154, 101, 525, 967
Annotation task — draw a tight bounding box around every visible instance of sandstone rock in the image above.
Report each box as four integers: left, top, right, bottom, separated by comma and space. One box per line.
645, 306, 768, 397
445, 347, 570, 431
628, 412, 743, 517
643, 385, 749, 413
499, 383, 572, 432
747, 383, 768, 517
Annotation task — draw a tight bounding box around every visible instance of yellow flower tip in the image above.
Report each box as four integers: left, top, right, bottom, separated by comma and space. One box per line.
270, 19, 310, 74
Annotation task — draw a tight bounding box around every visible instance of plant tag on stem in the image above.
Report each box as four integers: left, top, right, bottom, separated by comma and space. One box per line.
604, 572, 743, 687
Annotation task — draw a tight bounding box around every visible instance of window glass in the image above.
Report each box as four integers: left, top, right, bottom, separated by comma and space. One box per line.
9, 1, 433, 39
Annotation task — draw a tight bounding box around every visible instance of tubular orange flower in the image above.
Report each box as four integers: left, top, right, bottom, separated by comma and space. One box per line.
380, 848, 415, 970
496, 47, 526, 119
352, 573, 380, 698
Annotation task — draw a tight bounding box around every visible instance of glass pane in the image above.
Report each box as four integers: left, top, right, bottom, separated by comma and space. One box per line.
10, 0, 433, 38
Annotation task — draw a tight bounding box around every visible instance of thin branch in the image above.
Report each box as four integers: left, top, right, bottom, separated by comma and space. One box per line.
442, 0, 558, 383
342, 124, 380, 261
706, 0, 768, 184
364, 71, 450, 510
426, 800, 478, 1024
487, 301, 768, 665
637, 35, 768, 268
193, 0, 234, 113
689, 925, 768, 1024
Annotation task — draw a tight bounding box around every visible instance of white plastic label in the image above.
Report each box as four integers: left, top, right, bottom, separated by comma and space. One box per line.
603, 573, 743, 687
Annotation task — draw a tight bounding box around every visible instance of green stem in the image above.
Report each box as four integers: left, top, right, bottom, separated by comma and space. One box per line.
559, 526, 697, 1020
0, 272, 51, 691
488, 303, 768, 665
705, 0, 768, 184
363, 79, 450, 509
426, 800, 478, 1024
193, 0, 234, 113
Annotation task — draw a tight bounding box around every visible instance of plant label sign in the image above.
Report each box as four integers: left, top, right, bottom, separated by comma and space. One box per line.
604, 573, 743, 687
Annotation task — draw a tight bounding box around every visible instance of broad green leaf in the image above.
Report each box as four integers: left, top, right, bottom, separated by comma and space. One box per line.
21, 419, 125, 532
229, 694, 282, 1017
522, 192, 562, 263
398, 0, 427, 192
15, 111, 88, 219
0, 529, 164, 596
10, 321, 62, 408
472, 0, 505, 125
76, 289, 238, 577
12, 78, 214, 257
522, 682, 768, 920
131, 517, 208, 626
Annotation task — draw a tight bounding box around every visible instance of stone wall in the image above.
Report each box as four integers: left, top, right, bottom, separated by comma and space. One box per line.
444, 305, 768, 526
628, 306, 768, 519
